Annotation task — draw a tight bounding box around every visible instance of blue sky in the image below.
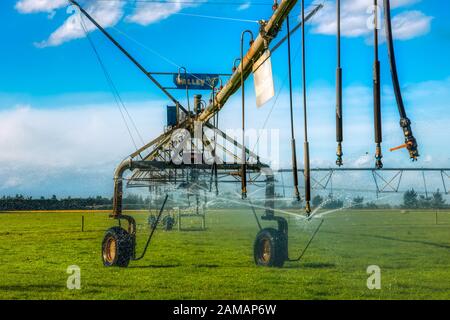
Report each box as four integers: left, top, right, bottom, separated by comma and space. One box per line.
0, 0, 449, 197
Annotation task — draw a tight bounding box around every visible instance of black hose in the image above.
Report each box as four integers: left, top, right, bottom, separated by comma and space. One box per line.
133, 195, 169, 261
289, 219, 324, 262
286, 15, 301, 201
383, 0, 406, 119
383, 0, 419, 161
249, 199, 263, 231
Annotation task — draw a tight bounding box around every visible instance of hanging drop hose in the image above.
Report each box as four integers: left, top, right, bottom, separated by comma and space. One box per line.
301, 0, 311, 216
209, 83, 219, 195
133, 194, 168, 261
214, 113, 219, 195
289, 219, 324, 262
249, 199, 263, 231
286, 15, 301, 202
384, 0, 419, 161
335, 0, 343, 167
240, 30, 254, 200
373, 0, 383, 169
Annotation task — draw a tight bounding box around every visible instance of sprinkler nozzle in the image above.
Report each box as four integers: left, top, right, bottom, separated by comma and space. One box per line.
241, 187, 247, 200
400, 118, 419, 161
293, 185, 301, 202
305, 201, 312, 217
375, 144, 383, 169
336, 143, 343, 167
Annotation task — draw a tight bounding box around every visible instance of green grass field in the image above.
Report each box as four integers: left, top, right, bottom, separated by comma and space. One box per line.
0, 208, 449, 300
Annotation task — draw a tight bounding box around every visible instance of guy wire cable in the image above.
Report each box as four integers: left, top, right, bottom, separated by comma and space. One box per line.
93, 0, 274, 7
172, 12, 259, 24
79, 15, 144, 153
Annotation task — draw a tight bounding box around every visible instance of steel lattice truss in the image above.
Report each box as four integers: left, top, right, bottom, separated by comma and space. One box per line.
278, 168, 450, 196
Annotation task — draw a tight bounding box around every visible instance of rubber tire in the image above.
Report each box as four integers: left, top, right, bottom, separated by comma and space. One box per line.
253, 228, 287, 268
102, 227, 134, 267
163, 216, 175, 231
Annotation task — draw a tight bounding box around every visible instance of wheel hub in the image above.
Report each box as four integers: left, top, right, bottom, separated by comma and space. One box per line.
104, 237, 117, 263
261, 238, 271, 262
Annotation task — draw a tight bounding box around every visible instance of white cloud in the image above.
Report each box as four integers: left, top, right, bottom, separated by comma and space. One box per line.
14, 0, 432, 48
390, 0, 421, 8
0, 100, 165, 195
0, 102, 164, 169
16, 0, 208, 47
237, 2, 251, 11
354, 154, 372, 167
126, 0, 204, 26
35, 1, 125, 48
309, 0, 431, 41
1, 77, 449, 194
15, 0, 67, 13
391, 10, 433, 40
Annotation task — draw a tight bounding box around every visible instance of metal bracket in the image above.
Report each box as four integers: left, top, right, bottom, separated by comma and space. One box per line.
371, 170, 403, 194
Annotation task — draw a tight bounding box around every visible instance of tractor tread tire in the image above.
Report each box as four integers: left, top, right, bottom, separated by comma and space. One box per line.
102, 226, 134, 268
254, 227, 287, 268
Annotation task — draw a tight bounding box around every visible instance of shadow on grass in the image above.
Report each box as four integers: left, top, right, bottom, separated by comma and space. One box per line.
302, 262, 336, 269
0, 284, 63, 292
284, 262, 336, 269
129, 263, 220, 269
366, 234, 450, 250
128, 264, 181, 269
193, 264, 220, 268
323, 230, 450, 250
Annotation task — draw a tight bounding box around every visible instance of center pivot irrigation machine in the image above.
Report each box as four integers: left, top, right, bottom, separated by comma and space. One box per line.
68, 0, 419, 268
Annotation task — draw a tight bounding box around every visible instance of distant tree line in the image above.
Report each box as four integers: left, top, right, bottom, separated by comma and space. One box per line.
1, 189, 447, 211
312, 195, 345, 210
310, 189, 447, 210
0, 194, 151, 211
402, 189, 447, 209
